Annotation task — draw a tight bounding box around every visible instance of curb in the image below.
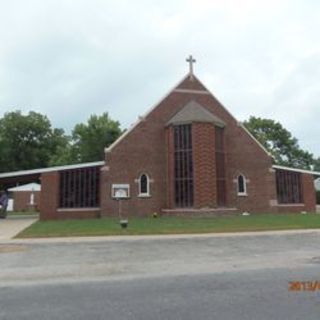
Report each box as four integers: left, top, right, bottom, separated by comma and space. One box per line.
3, 228, 320, 245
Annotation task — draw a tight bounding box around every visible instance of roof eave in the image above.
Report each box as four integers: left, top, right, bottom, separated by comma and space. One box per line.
272, 165, 320, 176
0, 161, 105, 179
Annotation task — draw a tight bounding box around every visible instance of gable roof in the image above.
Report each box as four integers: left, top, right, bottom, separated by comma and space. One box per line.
105, 74, 194, 153
105, 72, 271, 158
166, 100, 225, 127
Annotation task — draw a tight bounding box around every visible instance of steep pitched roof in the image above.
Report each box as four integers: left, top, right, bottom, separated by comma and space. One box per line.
174, 74, 208, 91
106, 72, 271, 157
166, 100, 225, 127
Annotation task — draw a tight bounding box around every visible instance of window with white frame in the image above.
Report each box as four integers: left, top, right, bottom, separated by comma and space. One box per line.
237, 174, 247, 196
139, 174, 150, 196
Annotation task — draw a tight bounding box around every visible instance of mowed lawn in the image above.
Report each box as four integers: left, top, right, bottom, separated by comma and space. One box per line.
16, 213, 320, 238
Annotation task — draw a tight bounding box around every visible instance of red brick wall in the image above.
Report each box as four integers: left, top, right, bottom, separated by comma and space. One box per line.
276, 205, 306, 214
12, 191, 40, 211
302, 173, 316, 212
100, 75, 278, 217
40, 171, 101, 220
39, 172, 59, 220
166, 122, 217, 209
54, 209, 100, 219
192, 123, 216, 208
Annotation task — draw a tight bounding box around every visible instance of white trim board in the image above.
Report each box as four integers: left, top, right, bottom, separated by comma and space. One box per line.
272, 165, 320, 176
57, 207, 100, 212
0, 161, 104, 178
173, 88, 210, 95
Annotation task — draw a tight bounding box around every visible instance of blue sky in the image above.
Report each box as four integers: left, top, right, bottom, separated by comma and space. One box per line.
0, 0, 319, 156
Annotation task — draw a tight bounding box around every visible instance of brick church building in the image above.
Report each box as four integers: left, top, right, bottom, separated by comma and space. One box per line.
0, 58, 318, 219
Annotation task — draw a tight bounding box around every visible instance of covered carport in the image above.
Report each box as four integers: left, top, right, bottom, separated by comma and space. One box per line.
0, 171, 41, 190
0, 169, 42, 215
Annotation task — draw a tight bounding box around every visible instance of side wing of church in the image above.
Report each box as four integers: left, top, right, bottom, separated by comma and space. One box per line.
0, 63, 318, 219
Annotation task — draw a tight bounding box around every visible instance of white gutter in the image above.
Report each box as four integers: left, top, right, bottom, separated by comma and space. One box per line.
0, 161, 105, 178
272, 165, 320, 176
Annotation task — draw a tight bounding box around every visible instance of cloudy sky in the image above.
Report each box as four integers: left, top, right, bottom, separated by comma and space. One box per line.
0, 0, 319, 156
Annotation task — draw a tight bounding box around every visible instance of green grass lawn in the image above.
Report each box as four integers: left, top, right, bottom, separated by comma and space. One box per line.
16, 213, 320, 238
8, 211, 39, 217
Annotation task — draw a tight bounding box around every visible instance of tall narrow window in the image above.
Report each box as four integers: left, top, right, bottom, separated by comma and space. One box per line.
276, 170, 303, 204
59, 166, 100, 208
215, 127, 226, 206
174, 124, 193, 207
237, 174, 247, 195
139, 174, 150, 196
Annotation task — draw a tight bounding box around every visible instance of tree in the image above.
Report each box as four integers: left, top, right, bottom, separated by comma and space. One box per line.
313, 157, 320, 171
48, 137, 74, 166
243, 116, 314, 170
0, 111, 69, 172
71, 113, 122, 162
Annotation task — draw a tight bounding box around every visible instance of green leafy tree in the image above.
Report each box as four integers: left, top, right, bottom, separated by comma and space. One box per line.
0, 111, 69, 172
48, 137, 74, 166
243, 116, 314, 169
71, 113, 122, 162
313, 157, 320, 171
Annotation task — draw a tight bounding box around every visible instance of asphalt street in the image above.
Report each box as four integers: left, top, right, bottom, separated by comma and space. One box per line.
0, 231, 320, 319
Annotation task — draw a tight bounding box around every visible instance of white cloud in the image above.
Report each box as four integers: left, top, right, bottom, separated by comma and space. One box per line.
0, 0, 319, 156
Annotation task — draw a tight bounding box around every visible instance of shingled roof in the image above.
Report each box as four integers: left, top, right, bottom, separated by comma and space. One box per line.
166, 100, 226, 127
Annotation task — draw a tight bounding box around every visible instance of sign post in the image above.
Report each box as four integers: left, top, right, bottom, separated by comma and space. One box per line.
112, 184, 130, 228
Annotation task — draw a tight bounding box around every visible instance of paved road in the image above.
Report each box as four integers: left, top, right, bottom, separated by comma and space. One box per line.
1, 268, 320, 320
0, 231, 320, 319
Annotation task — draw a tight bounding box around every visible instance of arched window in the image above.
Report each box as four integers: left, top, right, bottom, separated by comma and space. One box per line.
139, 174, 150, 196
237, 174, 247, 195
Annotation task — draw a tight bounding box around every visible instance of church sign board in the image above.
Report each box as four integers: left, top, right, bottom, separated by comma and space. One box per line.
112, 184, 130, 199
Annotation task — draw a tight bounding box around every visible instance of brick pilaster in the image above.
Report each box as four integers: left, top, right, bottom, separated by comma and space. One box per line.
39, 172, 59, 220
302, 173, 316, 212
192, 122, 217, 208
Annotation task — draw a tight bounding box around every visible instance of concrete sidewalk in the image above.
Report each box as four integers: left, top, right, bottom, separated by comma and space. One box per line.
0, 217, 37, 241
